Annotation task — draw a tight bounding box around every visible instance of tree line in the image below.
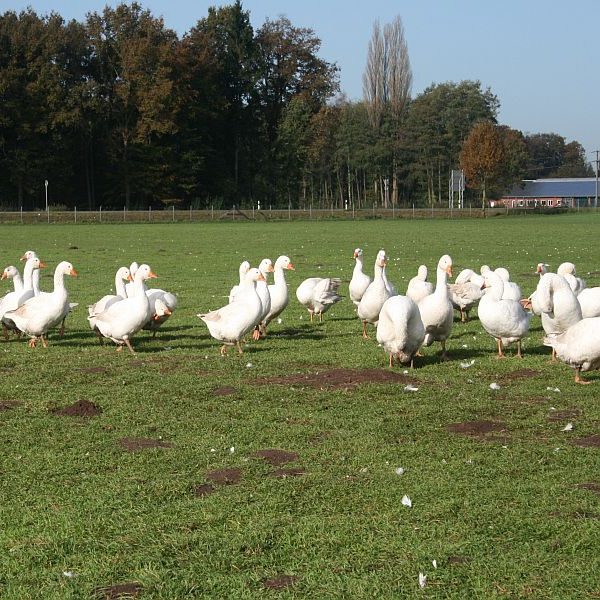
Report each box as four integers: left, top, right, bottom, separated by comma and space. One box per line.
0, 2, 592, 211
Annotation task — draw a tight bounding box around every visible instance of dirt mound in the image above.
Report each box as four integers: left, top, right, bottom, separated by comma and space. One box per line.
52, 400, 102, 418
571, 434, 600, 448
252, 449, 299, 466
446, 420, 507, 437
205, 468, 242, 485
94, 582, 142, 599
193, 483, 215, 497
257, 368, 418, 390
0, 400, 21, 411
119, 438, 173, 452
262, 575, 298, 590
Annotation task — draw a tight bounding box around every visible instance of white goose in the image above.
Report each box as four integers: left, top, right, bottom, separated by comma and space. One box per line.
543, 317, 600, 384
349, 248, 372, 307
143, 289, 178, 336
20, 250, 41, 295
494, 267, 522, 302
124, 261, 140, 298
88, 266, 132, 331
5, 261, 77, 348
527, 263, 550, 315
357, 250, 393, 338
376, 295, 425, 368
406, 265, 433, 305
1, 265, 26, 339
296, 276, 342, 322
557, 262, 587, 295
418, 255, 454, 359
253, 258, 274, 339
198, 267, 265, 355
448, 268, 484, 322
91, 264, 156, 353
263, 255, 295, 332
478, 270, 531, 358
228, 261, 251, 304
535, 273, 582, 360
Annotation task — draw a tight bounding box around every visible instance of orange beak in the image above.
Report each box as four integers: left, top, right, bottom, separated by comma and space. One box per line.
287, 263, 295, 270
267, 265, 274, 273
127, 274, 134, 281
39, 261, 47, 269
1, 271, 7, 280
70, 268, 78, 277
353, 251, 359, 258
446, 266, 453, 277
19, 254, 27, 261
163, 307, 172, 316
520, 298, 532, 310
148, 271, 158, 279
536, 265, 542, 273
258, 273, 266, 282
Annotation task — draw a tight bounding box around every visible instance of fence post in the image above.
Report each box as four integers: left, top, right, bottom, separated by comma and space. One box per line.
309, 204, 312, 219
392, 205, 395, 219
99, 205, 102, 223
189, 205, 192, 221
412, 203, 415, 219
172, 205, 175, 222
211, 204, 214, 220
123, 206, 126, 222
47, 206, 50, 224
288, 202, 291, 221
74, 206, 77, 223
20, 205, 23, 224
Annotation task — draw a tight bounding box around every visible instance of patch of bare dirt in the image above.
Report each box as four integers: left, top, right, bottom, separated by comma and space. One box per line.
94, 582, 142, 599
128, 360, 146, 368
262, 575, 298, 590
193, 483, 215, 497
500, 369, 541, 381
446, 420, 508, 437
206, 468, 242, 485
119, 438, 173, 452
257, 368, 418, 390
52, 400, 102, 418
577, 482, 600, 495
0, 400, 21, 411
252, 449, 299, 466
269, 468, 306, 478
548, 408, 582, 421
213, 386, 237, 396
571, 434, 600, 448
78, 367, 109, 375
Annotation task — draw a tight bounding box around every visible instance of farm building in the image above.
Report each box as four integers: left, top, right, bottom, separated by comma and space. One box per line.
490, 178, 599, 209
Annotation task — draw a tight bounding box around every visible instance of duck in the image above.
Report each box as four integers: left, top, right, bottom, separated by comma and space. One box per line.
253, 258, 274, 339
198, 267, 265, 355
543, 317, 600, 384
296, 276, 342, 322
417, 254, 454, 359
349, 248, 372, 306
447, 268, 484, 322
228, 261, 251, 303
263, 255, 295, 332
478, 270, 531, 358
91, 264, 156, 353
357, 250, 393, 338
376, 295, 425, 368
406, 265, 434, 305
4, 261, 77, 348
88, 266, 132, 331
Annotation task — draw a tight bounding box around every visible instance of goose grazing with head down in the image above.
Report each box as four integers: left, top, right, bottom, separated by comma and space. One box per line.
535, 273, 582, 360
91, 264, 156, 353
543, 317, 600, 384
406, 265, 434, 305
296, 276, 342, 323
263, 255, 295, 333
357, 250, 394, 338
448, 268, 484, 322
349, 248, 372, 307
229, 260, 251, 304
198, 267, 265, 355
143, 289, 178, 336
5, 261, 77, 348
88, 266, 132, 331
478, 270, 531, 358
377, 295, 425, 368
417, 255, 454, 359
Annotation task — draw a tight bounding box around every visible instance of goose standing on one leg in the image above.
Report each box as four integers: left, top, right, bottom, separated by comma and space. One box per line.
417, 254, 454, 360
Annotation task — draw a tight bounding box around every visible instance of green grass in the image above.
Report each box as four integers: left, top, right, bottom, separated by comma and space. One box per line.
0, 215, 599, 598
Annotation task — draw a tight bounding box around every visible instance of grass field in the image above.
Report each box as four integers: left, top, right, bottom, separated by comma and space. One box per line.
0, 215, 599, 599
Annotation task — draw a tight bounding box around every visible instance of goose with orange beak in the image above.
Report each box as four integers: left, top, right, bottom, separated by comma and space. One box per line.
417, 254, 454, 360
90, 264, 156, 354
198, 267, 265, 355
262, 255, 295, 334
4, 261, 76, 348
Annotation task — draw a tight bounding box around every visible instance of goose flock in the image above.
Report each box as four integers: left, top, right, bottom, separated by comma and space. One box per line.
2, 247, 600, 384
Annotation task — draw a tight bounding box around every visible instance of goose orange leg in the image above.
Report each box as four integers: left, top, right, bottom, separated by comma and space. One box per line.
575, 367, 591, 384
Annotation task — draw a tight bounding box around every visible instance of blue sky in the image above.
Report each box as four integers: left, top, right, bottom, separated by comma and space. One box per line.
3, 0, 599, 165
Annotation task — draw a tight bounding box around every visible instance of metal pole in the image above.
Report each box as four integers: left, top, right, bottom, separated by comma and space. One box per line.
595, 150, 599, 209
412, 203, 415, 219
74, 206, 77, 223
45, 179, 48, 211
47, 205, 50, 224
123, 206, 126, 222
172, 205, 175, 222
211, 205, 214, 220
99, 205, 102, 223
20, 205, 23, 224
149, 206, 151, 222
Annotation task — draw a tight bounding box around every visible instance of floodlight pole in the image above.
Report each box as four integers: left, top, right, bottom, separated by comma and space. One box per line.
595, 150, 599, 209
45, 179, 48, 211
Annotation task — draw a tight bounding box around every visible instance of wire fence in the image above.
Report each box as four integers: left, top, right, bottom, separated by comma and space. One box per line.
0, 204, 591, 224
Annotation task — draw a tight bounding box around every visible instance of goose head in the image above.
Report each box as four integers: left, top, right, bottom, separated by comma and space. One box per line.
495, 267, 510, 282
20, 250, 37, 262
56, 261, 78, 277
116, 266, 133, 282
438, 255, 453, 278
135, 264, 157, 281
275, 255, 294, 270
1, 265, 19, 281
239, 260, 251, 275
245, 267, 266, 284
376, 250, 388, 268
154, 298, 172, 319
536, 263, 549, 275
482, 271, 504, 298
557, 262, 576, 276
353, 248, 363, 259
129, 261, 139, 277
417, 265, 428, 281
258, 258, 274, 276
480, 264, 491, 275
